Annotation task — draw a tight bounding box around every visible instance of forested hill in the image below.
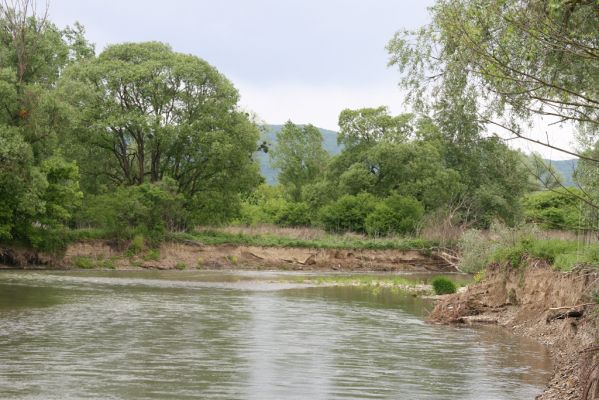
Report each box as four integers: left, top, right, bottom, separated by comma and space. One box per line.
548, 159, 578, 187
256, 125, 578, 186
258, 125, 342, 184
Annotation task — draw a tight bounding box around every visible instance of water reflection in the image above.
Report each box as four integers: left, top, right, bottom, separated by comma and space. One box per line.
0, 271, 551, 399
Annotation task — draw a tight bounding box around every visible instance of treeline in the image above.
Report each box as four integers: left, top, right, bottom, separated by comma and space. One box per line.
1, 1, 596, 253
240, 110, 532, 235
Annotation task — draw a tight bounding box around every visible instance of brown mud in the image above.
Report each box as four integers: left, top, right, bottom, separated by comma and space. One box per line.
1, 241, 453, 272
429, 261, 599, 400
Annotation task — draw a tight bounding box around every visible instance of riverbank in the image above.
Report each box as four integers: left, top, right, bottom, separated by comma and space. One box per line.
66, 241, 453, 272
0, 238, 453, 273
429, 261, 598, 400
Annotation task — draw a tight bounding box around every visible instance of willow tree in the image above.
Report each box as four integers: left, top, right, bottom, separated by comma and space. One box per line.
387, 0, 597, 220
270, 121, 328, 201
61, 42, 261, 220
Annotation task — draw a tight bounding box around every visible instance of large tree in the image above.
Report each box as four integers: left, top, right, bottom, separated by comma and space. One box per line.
61, 42, 261, 219
387, 0, 598, 150
0, 1, 84, 248
270, 121, 329, 201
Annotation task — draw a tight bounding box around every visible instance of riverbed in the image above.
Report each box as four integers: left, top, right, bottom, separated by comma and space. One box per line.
0, 270, 552, 399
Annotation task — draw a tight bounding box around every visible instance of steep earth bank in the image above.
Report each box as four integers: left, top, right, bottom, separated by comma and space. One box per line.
1, 240, 453, 272
429, 261, 599, 400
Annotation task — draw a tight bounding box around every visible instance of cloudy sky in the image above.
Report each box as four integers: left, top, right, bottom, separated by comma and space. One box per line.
47, 0, 575, 159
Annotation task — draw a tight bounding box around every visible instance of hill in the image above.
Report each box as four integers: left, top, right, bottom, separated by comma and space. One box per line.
545, 159, 578, 187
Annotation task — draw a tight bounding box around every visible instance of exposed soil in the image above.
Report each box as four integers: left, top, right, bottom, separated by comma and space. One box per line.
429, 260, 599, 400
60, 241, 453, 272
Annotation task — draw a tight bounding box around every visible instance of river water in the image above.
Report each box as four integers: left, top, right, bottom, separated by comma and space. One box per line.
0, 270, 551, 399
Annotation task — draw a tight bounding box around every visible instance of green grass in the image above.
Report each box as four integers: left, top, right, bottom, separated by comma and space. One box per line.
72, 256, 94, 269
431, 277, 457, 295
174, 262, 187, 270
309, 275, 420, 287
169, 230, 436, 251
143, 249, 161, 261
489, 238, 599, 271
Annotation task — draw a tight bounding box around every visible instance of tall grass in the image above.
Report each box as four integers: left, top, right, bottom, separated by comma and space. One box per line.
173, 228, 436, 250
459, 223, 599, 272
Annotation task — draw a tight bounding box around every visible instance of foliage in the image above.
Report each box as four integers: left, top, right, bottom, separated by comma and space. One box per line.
61, 41, 261, 220
175, 229, 436, 251
432, 277, 457, 295
270, 121, 329, 201
365, 194, 424, 237
76, 180, 186, 242
523, 189, 584, 231
174, 262, 187, 270
319, 193, 379, 233
72, 256, 94, 269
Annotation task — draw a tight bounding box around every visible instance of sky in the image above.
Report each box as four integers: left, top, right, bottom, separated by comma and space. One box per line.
47, 0, 576, 159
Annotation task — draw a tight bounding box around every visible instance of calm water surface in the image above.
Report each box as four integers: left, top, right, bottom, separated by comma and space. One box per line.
0, 270, 551, 399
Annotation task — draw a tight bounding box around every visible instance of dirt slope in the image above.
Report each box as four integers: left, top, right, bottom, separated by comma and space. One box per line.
429, 261, 598, 399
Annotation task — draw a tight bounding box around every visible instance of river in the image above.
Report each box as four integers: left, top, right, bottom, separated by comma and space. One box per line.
0, 270, 551, 399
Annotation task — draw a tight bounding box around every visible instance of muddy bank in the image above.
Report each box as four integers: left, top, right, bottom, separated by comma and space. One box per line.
1, 240, 453, 272
429, 262, 598, 400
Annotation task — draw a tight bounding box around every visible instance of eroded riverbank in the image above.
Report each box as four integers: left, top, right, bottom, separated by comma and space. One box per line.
429, 262, 599, 400
1, 240, 453, 272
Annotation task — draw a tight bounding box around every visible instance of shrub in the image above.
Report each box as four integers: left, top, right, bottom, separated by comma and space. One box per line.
365, 194, 424, 237
319, 193, 379, 233
75, 179, 186, 242
144, 249, 160, 261
73, 256, 94, 269
129, 234, 145, 254
522, 189, 583, 231
174, 262, 187, 270
274, 202, 311, 227
432, 277, 457, 295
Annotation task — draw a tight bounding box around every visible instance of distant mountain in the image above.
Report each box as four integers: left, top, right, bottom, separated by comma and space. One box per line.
544, 159, 578, 187
256, 124, 342, 185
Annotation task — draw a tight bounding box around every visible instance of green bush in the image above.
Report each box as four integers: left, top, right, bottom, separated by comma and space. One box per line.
73, 256, 94, 269
432, 277, 457, 295
319, 193, 379, 233
522, 189, 584, 231
274, 202, 311, 227
144, 249, 160, 261
76, 179, 186, 242
129, 234, 146, 254
175, 262, 187, 270
365, 194, 424, 237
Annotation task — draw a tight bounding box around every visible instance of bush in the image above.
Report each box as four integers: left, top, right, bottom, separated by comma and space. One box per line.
522, 189, 583, 231
73, 256, 94, 269
175, 262, 187, 270
274, 202, 311, 227
76, 179, 186, 242
365, 194, 424, 237
319, 193, 379, 233
432, 277, 457, 295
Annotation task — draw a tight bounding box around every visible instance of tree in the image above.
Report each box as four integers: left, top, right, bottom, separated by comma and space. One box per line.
61, 42, 262, 222
0, 1, 87, 249
337, 106, 413, 149
387, 0, 599, 213
270, 121, 329, 201
387, 0, 598, 151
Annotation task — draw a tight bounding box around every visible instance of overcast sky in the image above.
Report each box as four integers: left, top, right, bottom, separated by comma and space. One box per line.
47, 0, 576, 159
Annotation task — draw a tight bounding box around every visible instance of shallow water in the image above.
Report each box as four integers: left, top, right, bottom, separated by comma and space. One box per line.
0, 270, 551, 399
